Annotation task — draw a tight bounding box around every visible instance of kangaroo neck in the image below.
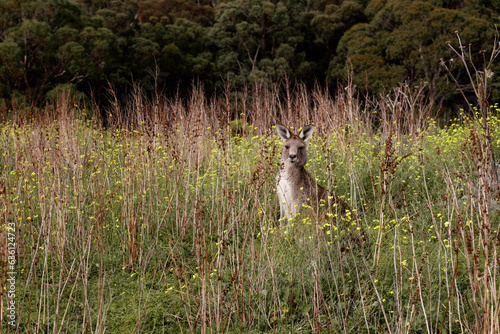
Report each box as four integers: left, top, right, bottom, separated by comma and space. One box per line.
282, 161, 307, 177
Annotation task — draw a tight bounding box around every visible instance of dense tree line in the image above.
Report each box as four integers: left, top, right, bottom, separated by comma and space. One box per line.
0, 0, 499, 109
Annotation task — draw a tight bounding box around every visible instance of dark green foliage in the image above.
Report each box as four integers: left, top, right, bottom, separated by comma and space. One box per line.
0, 0, 500, 111
331, 0, 498, 105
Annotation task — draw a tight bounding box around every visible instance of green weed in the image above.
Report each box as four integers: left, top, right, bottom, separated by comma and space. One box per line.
1, 84, 499, 333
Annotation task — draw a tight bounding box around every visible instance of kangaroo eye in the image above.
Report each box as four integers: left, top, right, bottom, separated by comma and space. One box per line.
285, 146, 289, 149
298, 146, 304, 150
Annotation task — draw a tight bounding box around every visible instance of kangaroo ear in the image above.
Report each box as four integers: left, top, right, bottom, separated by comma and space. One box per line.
276, 124, 291, 142
299, 124, 314, 142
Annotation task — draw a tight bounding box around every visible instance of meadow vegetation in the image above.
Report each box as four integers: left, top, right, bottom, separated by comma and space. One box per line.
1, 81, 500, 333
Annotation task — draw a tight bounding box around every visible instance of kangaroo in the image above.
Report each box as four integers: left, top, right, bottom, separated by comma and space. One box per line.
275, 124, 348, 222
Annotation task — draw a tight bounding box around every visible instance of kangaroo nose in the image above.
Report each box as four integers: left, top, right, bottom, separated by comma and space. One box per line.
289, 154, 297, 161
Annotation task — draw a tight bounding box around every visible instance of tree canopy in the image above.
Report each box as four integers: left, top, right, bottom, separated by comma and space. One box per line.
0, 0, 499, 110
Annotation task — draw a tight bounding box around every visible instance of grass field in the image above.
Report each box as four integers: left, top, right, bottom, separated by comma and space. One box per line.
1, 83, 499, 333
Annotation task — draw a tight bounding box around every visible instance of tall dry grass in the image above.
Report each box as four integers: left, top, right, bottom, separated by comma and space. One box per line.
0, 74, 499, 333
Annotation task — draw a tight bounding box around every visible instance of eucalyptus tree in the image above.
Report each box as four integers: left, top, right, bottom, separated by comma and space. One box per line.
330, 0, 496, 107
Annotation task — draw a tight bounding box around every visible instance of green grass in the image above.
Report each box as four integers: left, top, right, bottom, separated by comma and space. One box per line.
1, 88, 499, 333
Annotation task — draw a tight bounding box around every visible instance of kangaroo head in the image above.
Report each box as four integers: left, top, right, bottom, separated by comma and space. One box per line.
276, 124, 314, 166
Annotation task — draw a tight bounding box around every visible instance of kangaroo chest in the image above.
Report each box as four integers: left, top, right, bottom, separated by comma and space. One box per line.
276, 164, 308, 218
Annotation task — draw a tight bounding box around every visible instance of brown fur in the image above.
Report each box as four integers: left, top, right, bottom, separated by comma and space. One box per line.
275, 124, 348, 221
